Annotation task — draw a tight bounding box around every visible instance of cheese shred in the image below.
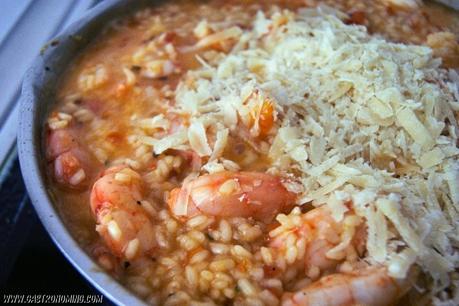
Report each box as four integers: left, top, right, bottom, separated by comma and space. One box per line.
138, 6, 459, 301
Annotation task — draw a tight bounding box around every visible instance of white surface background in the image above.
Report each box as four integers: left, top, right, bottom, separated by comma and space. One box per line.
0, 0, 96, 174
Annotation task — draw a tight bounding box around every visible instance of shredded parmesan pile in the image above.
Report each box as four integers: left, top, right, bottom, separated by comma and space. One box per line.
140, 6, 459, 301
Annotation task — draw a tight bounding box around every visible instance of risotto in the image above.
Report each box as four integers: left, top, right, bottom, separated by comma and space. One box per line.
45, 0, 459, 305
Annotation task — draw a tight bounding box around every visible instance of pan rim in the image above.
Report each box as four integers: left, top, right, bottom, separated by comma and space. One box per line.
17, 0, 151, 305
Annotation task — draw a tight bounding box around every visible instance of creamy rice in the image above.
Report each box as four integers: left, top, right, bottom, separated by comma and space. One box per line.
45, 1, 459, 305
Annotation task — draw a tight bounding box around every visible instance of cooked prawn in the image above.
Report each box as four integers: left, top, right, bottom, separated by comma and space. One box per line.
90, 166, 157, 260
168, 171, 296, 222
270, 206, 365, 272
47, 128, 98, 188
282, 266, 410, 306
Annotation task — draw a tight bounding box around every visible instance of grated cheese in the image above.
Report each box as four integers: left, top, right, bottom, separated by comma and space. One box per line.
187, 121, 212, 157
396, 107, 435, 149
418, 147, 445, 169
137, 6, 459, 298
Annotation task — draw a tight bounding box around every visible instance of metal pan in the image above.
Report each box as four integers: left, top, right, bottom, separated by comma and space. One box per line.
17, 0, 156, 305
16, 0, 459, 305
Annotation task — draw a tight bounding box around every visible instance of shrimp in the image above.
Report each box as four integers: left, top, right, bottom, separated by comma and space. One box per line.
168, 171, 296, 222
47, 127, 98, 189
90, 166, 157, 260
271, 206, 411, 305
282, 266, 410, 306
270, 206, 365, 272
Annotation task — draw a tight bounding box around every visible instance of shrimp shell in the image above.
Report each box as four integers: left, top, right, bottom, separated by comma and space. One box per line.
168, 171, 296, 222
282, 267, 411, 306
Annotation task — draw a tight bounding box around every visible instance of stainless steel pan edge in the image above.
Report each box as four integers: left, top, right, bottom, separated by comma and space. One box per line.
17, 0, 158, 305
17, 0, 457, 304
